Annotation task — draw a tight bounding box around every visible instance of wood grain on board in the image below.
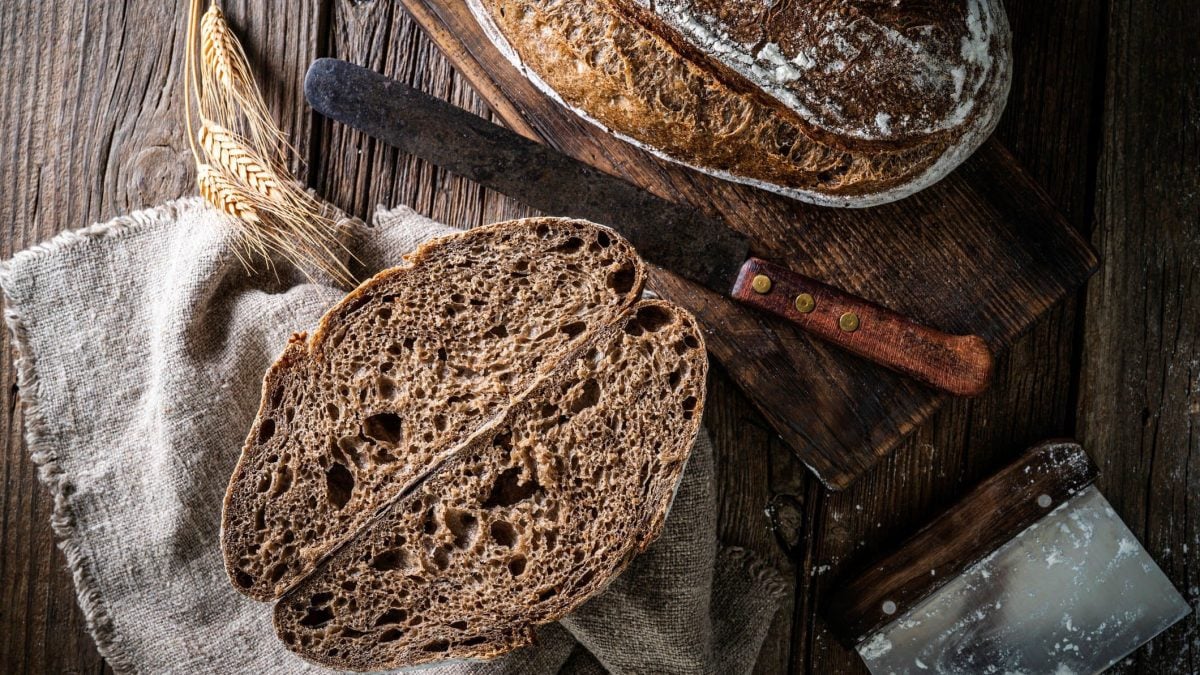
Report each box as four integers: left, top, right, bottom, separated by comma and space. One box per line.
393, 0, 1099, 491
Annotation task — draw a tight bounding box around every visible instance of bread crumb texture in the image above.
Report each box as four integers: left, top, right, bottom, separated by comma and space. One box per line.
468, 0, 1011, 205
220, 218, 707, 670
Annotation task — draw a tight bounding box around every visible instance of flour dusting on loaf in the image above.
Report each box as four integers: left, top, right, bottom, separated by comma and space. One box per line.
467, 0, 1012, 206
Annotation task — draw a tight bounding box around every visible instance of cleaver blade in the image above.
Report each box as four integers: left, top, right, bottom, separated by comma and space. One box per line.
829, 442, 1190, 675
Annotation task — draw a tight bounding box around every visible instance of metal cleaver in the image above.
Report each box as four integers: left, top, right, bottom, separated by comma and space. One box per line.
828, 441, 1190, 674
303, 58, 994, 397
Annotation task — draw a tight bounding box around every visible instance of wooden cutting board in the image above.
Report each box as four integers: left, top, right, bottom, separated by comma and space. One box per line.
394, 0, 1099, 490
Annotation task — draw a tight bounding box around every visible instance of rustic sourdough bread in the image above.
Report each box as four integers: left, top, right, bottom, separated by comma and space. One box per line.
274, 300, 706, 668
222, 218, 645, 600
221, 218, 708, 669
466, 0, 1012, 207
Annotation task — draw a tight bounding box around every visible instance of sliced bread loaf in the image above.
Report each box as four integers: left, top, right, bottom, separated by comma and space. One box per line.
272, 300, 707, 669
222, 218, 646, 600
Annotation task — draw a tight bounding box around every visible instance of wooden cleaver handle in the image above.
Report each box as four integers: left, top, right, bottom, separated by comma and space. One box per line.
730, 257, 994, 396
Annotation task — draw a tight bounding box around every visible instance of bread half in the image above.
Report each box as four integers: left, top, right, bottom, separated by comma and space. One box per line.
272, 301, 706, 668
222, 218, 645, 600
221, 218, 708, 669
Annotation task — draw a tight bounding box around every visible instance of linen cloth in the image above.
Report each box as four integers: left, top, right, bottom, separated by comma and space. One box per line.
0, 198, 786, 674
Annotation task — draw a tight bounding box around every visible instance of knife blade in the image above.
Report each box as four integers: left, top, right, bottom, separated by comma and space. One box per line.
305, 58, 994, 396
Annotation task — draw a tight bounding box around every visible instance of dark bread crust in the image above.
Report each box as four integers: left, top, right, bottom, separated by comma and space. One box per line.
467, 0, 1011, 206
272, 301, 707, 669
222, 218, 646, 600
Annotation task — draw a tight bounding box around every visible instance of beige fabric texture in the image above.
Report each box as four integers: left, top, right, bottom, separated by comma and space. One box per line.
0, 198, 786, 674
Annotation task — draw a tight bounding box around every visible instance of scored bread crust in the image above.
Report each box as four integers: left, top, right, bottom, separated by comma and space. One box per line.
272, 300, 707, 669
465, 0, 1011, 207
222, 218, 647, 601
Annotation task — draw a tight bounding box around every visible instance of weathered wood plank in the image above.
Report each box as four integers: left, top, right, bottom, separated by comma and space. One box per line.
0, 1, 326, 672
1080, 0, 1200, 671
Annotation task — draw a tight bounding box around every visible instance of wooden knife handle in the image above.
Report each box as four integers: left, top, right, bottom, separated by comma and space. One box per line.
730, 257, 994, 396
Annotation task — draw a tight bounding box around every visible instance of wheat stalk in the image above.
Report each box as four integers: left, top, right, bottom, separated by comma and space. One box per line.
198, 4, 289, 160
184, 0, 354, 287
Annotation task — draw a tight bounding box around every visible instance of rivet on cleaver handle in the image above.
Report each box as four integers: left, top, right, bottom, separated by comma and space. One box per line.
305, 58, 994, 397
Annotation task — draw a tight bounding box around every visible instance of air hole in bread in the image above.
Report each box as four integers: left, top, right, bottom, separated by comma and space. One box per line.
379, 628, 404, 643
638, 305, 673, 332
254, 507, 266, 530
340, 627, 367, 639
482, 467, 542, 508
377, 376, 396, 400
257, 419, 276, 444
596, 232, 611, 248
508, 555, 527, 576
377, 307, 392, 322
683, 334, 700, 349
376, 608, 407, 626
268, 563, 288, 584
461, 635, 487, 647
668, 370, 682, 388
607, 265, 636, 294
369, 549, 407, 572
325, 402, 340, 421
552, 236, 585, 254
681, 395, 698, 420
444, 508, 479, 549
422, 639, 451, 653
535, 223, 550, 238
234, 569, 254, 589
574, 569, 596, 590
490, 520, 517, 548
537, 587, 558, 602
486, 323, 509, 338
363, 413, 403, 445
559, 321, 587, 338
325, 463, 354, 510
431, 547, 450, 570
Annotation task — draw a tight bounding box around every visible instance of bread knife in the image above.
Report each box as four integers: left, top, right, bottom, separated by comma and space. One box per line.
304, 58, 994, 396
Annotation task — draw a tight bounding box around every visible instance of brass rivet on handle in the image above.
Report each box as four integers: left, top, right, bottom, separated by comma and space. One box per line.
839, 312, 860, 332
751, 274, 772, 294
794, 293, 815, 313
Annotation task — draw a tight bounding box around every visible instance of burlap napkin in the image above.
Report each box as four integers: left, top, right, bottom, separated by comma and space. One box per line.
0, 198, 786, 674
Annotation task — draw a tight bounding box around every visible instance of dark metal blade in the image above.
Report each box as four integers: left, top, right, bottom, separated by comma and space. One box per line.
304, 58, 749, 294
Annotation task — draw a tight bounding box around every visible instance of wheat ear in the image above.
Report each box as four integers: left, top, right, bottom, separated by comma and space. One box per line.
198, 4, 290, 160
184, 0, 355, 287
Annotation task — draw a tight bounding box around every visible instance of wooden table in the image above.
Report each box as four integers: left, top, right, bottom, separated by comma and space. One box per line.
1, 1, 1195, 673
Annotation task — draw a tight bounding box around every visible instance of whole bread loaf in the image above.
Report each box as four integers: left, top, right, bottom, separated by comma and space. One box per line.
466, 0, 1012, 207
221, 218, 707, 669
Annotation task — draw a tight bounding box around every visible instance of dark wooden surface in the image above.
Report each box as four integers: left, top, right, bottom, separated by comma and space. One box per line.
0, 1, 1195, 673
396, 0, 1098, 492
